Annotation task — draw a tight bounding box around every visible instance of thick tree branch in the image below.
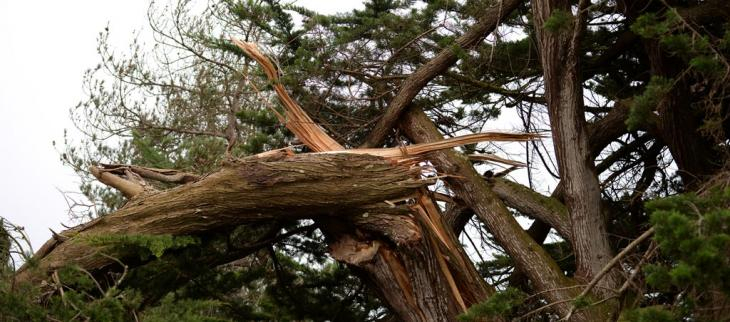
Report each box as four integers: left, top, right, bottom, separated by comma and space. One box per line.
533, 0, 621, 300
489, 178, 572, 241
399, 107, 580, 315
359, 0, 524, 148
16, 153, 425, 283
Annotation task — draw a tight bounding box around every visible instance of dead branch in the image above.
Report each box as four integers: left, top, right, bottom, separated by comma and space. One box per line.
89, 166, 145, 199
99, 164, 200, 184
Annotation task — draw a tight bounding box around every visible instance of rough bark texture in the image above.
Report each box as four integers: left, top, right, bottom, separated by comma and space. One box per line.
21, 151, 497, 321
490, 178, 572, 242
16, 153, 425, 283
532, 0, 620, 297
231, 40, 504, 320
325, 189, 498, 322
399, 107, 583, 315
360, 0, 524, 148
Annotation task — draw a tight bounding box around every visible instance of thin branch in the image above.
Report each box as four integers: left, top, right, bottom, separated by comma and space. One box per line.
561, 227, 656, 321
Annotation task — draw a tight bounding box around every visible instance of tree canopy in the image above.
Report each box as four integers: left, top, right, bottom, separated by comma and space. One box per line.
2, 0, 730, 321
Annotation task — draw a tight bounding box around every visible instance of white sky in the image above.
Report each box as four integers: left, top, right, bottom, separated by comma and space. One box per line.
0, 0, 365, 250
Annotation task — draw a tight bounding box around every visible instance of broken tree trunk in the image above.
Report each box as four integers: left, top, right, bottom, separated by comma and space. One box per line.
17, 37, 541, 322
233, 41, 515, 321
15, 153, 425, 283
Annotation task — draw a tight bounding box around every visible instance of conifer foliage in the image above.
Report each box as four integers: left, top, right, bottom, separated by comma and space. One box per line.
3, 0, 730, 321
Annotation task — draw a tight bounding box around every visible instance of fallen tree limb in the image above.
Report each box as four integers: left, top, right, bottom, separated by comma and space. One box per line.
17, 40, 534, 321
16, 153, 426, 283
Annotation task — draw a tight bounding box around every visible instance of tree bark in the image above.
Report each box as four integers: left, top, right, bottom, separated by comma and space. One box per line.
19, 150, 499, 321
399, 107, 583, 316
16, 153, 425, 283
324, 207, 497, 322
532, 0, 621, 298
643, 40, 722, 189
490, 178, 572, 242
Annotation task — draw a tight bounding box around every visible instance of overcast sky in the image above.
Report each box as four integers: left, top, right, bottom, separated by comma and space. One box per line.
0, 0, 365, 250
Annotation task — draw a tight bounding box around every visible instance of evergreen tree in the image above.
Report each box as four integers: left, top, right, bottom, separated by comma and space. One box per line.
3, 0, 730, 320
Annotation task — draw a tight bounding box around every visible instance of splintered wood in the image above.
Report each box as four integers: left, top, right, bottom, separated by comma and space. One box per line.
233, 39, 542, 313
231, 38, 542, 161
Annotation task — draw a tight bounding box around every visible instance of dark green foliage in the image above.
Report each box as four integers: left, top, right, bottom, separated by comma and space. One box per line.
0, 265, 143, 322
0, 222, 381, 321
458, 287, 526, 321
619, 306, 678, 322
0, 281, 46, 321
626, 77, 672, 131
140, 295, 231, 322
646, 188, 730, 294
628, 188, 730, 319
631, 13, 672, 39
543, 9, 572, 32
632, 11, 725, 78
236, 108, 288, 154
83, 234, 200, 259
0, 221, 10, 276
689, 55, 723, 75
571, 295, 591, 310
131, 130, 175, 170
254, 255, 382, 321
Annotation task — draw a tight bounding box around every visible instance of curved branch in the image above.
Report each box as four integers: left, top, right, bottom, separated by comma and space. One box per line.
490, 178, 573, 241
359, 0, 525, 148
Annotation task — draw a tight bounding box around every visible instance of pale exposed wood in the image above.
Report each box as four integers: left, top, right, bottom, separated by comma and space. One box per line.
232, 39, 344, 152
342, 132, 543, 159
468, 154, 526, 167
236, 40, 504, 321
89, 166, 145, 199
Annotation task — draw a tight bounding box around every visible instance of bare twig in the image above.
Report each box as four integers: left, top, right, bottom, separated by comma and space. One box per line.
561, 227, 656, 320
